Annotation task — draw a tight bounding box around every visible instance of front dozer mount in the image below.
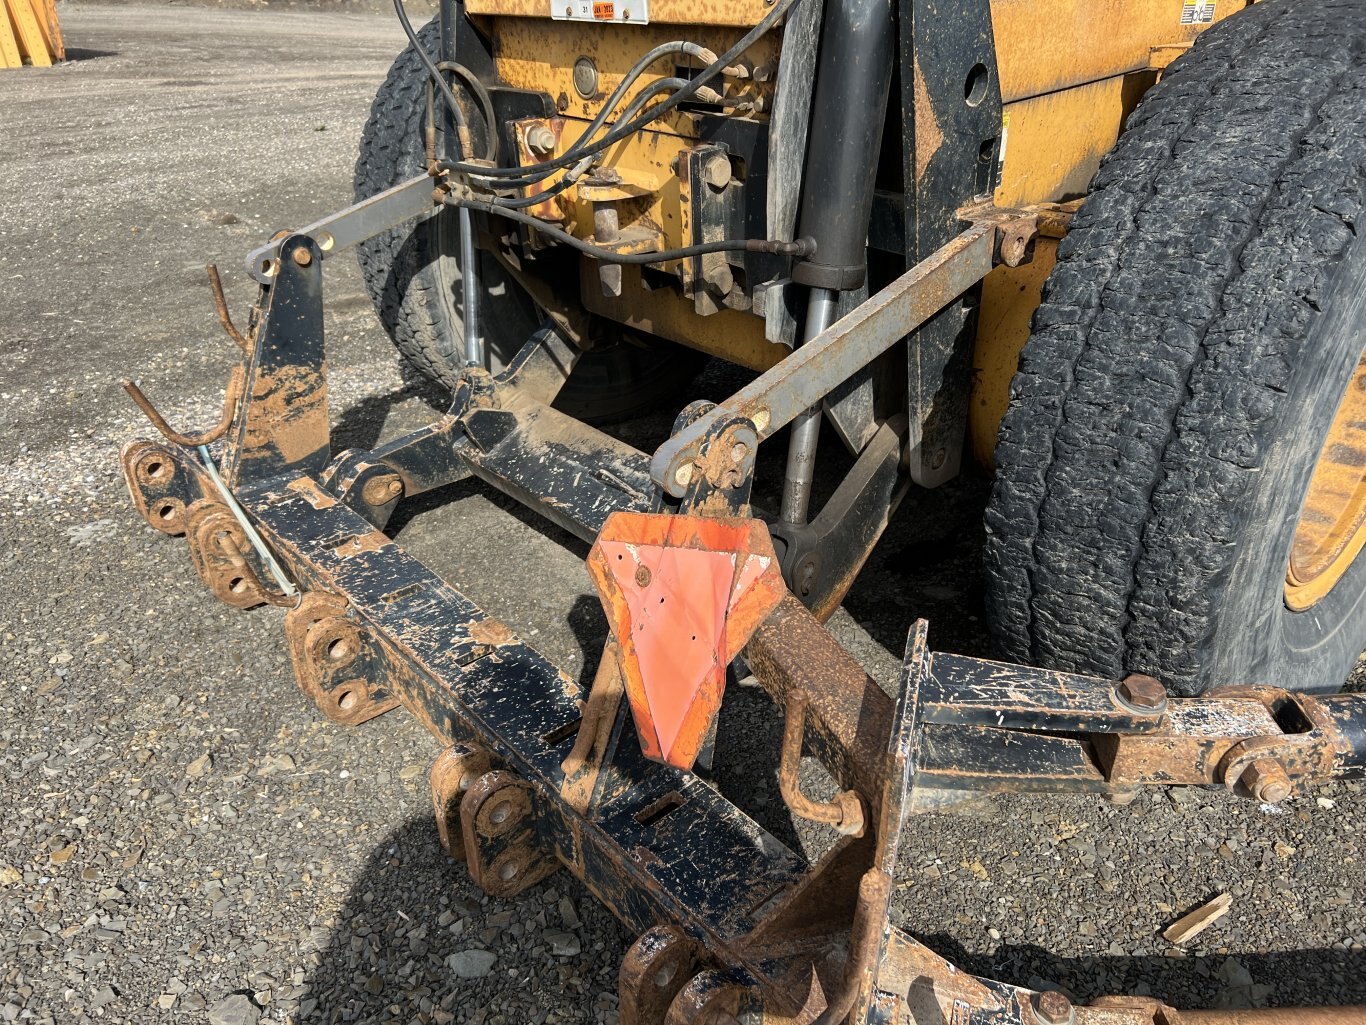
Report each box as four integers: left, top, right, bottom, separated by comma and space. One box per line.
119, 0, 1366, 1020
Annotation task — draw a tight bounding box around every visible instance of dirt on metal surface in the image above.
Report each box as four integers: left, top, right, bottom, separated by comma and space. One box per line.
1, 5, 1365, 1024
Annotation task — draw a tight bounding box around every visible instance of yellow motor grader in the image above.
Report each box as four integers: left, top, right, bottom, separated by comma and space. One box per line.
121, 0, 1366, 1021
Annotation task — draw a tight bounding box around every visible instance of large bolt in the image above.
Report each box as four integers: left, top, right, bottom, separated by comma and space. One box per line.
292, 246, 313, 267
1035, 991, 1074, 1025
1240, 757, 1293, 805
525, 124, 557, 155
1115, 673, 1166, 711
361, 474, 403, 507
703, 261, 734, 295
703, 153, 732, 191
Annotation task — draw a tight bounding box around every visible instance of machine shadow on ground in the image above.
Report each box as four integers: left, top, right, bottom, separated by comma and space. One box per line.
294, 815, 1366, 1024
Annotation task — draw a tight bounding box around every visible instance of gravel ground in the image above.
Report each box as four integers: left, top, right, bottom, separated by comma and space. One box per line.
1, 6, 1363, 1024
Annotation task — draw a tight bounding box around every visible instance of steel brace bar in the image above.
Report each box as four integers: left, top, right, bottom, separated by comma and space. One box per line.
245, 174, 438, 283
650, 223, 995, 498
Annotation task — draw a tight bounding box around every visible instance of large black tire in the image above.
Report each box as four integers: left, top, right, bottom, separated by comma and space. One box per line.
984, 0, 1366, 696
353, 18, 704, 421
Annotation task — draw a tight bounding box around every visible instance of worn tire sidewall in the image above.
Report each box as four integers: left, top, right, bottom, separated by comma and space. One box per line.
1217, 228, 1366, 692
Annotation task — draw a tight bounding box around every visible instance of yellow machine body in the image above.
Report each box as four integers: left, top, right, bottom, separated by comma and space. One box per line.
466, 0, 1249, 463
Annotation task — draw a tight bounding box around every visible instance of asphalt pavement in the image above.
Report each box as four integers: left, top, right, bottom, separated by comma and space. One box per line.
1, 6, 1363, 1024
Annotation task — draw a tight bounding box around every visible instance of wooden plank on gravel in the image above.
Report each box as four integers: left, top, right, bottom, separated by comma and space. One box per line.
1163, 892, 1233, 945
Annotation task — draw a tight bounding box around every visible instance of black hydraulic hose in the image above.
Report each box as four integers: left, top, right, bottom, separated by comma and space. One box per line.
437, 0, 803, 182
470, 51, 708, 192
442, 193, 815, 264
491, 79, 684, 208
480, 46, 707, 185
393, 0, 469, 137
435, 60, 499, 161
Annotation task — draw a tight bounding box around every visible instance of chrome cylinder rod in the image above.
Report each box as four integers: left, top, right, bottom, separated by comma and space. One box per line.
779, 287, 838, 525
459, 206, 483, 368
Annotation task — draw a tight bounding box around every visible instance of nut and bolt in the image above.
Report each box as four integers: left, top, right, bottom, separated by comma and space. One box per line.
703, 153, 732, 192
997, 223, 1036, 268
361, 474, 403, 506
703, 261, 734, 295
635, 565, 652, 588
1115, 673, 1166, 711
1239, 757, 1293, 804
1035, 991, 1074, 1025
525, 124, 558, 155
292, 247, 313, 267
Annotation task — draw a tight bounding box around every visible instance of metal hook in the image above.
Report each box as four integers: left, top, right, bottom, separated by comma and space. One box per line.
121, 365, 245, 448
206, 264, 251, 352
778, 688, 866, 836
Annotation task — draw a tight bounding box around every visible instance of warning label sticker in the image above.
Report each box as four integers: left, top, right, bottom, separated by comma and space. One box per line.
1181, 0, 1216, 25
552, 0, 648, 22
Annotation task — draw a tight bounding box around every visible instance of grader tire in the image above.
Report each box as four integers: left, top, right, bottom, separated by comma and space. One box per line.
354, 18, 703, 421
984, 0, 1366, 696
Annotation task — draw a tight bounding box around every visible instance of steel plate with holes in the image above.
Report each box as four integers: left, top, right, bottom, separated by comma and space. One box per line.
550, 0, 650, 24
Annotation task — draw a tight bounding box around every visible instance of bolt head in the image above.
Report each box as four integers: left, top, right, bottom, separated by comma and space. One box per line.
635, 565, 652, 588
1240, 757, 1292, 805
1116, 673, 1166, 711
703, 153, 732, 191
1036, 991, 1074, 1025
673, 463, 694, 488
526, 124, 557, 155
291, 246, 313, 267
361, 474, 403, 507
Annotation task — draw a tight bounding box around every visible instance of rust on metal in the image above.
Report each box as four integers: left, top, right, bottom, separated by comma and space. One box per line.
816, 868, 895, 1025
746, 595, 893, 803
359, 472, 404, 507
1115, 674, 1166, 712
778, 689, 866, 836
619, 926, 702, 1025
206, 263, 251, 352
459, 770, 559, 898
1092, 687, 1347, 795
560, 646, 626, 812
122, 366, 246, 449
430, 743, 494, 860
121, 441, 194, 535
284, 591, 400, 726
1038, 991, 1077, 1025
184, 498, 284, 609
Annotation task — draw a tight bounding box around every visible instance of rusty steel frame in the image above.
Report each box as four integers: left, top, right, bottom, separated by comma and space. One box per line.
119, 212, 1366, 1025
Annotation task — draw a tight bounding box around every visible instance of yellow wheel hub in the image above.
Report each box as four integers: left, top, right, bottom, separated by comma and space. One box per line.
1286, 351, 1366, 611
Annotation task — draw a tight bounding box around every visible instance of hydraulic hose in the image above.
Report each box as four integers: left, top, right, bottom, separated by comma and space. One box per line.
435, 0, 804, 183
441, 192, 815, 264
